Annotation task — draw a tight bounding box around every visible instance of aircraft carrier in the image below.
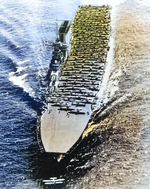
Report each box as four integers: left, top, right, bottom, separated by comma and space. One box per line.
38, 5, 111, 154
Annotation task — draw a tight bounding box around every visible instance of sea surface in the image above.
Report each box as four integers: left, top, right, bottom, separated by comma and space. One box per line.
0, 0, 80, 188
0, 0, 150, 189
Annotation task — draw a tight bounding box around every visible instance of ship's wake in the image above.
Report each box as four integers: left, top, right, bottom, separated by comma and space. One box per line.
64, 1, 150, 188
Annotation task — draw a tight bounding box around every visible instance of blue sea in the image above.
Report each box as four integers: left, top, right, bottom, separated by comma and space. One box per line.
0, 0, 81, 188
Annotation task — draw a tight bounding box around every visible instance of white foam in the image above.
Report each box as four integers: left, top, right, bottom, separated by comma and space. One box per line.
0, 28, 20, 46
16, 66, 25, 72
80, 0, 150, 8
9, 72, 35, 96
96, 3, 117, 105
80, 0, 126, 7
136, 0, 150, 6
9, 59, 35, 96
17, 60, 30, 65
97, 38, 114, 100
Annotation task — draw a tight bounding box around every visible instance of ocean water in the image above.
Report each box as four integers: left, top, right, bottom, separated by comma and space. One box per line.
0, 0, 80, 188
66, 1, 150, 188
0, 0, 150, 189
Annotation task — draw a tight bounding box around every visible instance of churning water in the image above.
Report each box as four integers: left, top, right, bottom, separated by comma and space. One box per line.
0, 0, 80, 188
67, 1, 150, 189
0, 0, 150, 189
